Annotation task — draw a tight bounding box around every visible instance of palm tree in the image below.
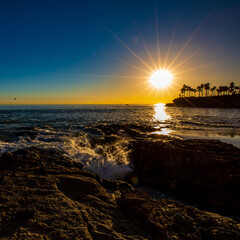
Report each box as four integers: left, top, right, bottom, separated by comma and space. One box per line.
190, 87, 195, 97
235, 86, 240, 94
186, 86, 191, 97
218, 86, 224, 95
224, 86, 230, 95
180, 89, 184, 97
196, 86, 201, 97
185, 86, 189, 97
210, 86, 216, 96
200, 84, 204, 97
184, 85, 190, 97
193, 89, 197, 97
229, 82, 235, 95
204, 83, 210, 97
219, 86, 229, 95
181, 85, 186, 97
179, 82, 239, 98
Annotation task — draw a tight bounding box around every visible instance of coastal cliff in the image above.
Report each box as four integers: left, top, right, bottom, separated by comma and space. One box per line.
166, 94, 240, 108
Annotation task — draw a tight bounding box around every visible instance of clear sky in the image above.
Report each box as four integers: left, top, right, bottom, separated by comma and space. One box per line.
0, 0, 239, 104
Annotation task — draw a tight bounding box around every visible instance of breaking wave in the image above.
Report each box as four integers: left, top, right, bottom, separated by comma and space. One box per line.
1, 104, 240, 178
0, 127, 133, 179
62, 135, 132, 179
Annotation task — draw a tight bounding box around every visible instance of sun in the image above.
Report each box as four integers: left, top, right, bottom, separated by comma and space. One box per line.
150, 69, 173, 89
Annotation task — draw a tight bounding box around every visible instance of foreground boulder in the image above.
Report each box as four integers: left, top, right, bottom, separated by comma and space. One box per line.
0, 147, 239, 239
120, 190, 240, 240
128, 138, 240, 215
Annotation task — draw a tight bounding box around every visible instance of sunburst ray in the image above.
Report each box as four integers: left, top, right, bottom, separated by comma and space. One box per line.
77, 74, 148, 79
134, 22, 158, 70
163, 14, 180, 69
105, 27, 154, 72
174, 60, 224, 75
171, 34, 222, 71
101, 52, 152, 74
167, 13, 211, 70
155, 7, 161, 68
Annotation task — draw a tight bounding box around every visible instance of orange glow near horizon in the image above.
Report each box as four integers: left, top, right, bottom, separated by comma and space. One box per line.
1, 12, 237, 106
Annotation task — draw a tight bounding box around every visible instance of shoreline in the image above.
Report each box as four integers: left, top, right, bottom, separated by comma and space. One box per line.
155, 129, 240, 149
1, 130, 240, 239
166, 94, 240, 108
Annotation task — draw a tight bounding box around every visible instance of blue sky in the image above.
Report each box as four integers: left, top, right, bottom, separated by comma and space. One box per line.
0, 0, 239, 103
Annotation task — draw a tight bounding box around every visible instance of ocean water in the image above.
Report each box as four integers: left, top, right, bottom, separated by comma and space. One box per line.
0, 104, 239, 178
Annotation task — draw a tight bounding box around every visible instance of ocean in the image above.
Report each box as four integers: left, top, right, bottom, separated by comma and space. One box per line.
0, 104, 239, 178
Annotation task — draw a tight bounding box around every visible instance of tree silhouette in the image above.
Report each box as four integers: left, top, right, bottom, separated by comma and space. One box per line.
229, 82, 235, 95
196, 86, 201, 97
180, 85, 186, 97
179, 82, 240, 98
204, 83, 210, 97
186, 86, 191, 97
210, 86, 216, 96
193, 89, 197, 97
235, 86, 240, 94
200, 84, 204, 97
218, 86, 229, 95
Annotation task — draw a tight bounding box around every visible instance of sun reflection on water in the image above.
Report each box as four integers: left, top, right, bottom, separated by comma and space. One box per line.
153, 103, 172, 135
153, 103, 170, 122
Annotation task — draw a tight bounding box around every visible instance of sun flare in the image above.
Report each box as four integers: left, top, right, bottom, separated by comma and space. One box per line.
150, 69, 173, 89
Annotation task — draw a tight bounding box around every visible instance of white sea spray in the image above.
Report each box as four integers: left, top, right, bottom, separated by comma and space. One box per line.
0, 128, 133, 179
61, 134, 133, 179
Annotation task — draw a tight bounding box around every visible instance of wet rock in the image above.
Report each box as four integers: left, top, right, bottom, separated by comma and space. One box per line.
128, 138, 240, 215
58, 175, 104, 194
101, 178, 118, 190
94, 123, 156, 138
0, 148, 151, 239
0, 147, 239, 239
120, 190, 240, 240
116, 180, 133, 190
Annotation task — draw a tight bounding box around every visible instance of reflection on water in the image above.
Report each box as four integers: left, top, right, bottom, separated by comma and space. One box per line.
153, 103, 170, 122
0, 104, 240, 150
153, 103, 172, 135
173, 130, 240, 138
170, 130, 240, 148
152, 103, 240, 148
155, 129, 173, 135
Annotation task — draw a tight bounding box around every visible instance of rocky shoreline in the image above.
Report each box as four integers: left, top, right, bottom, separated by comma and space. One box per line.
1, 132, 240, 239
166, 95, 240, 108
128, 137, 240, 216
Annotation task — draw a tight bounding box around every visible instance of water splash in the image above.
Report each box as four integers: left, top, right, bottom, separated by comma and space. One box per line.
61, 134, 133, 179
0, 128, 133, 179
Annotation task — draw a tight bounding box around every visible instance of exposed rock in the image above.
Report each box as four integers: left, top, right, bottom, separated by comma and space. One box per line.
120, 190, 240, 240
0, 148, 148, 239
0, 147, 239, 239
167, 94, 240, 108
128, 138, 240, 215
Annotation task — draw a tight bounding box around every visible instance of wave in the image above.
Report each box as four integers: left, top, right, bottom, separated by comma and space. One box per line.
62, 135, 132, 179
0, 127, 133, 179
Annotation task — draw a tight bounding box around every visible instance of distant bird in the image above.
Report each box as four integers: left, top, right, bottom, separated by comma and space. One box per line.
14, 98, 16, 100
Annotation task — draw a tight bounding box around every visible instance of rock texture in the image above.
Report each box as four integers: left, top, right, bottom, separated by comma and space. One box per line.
120, 190, 240, 240
0, 147, 240, 239
128, 137, 240, 215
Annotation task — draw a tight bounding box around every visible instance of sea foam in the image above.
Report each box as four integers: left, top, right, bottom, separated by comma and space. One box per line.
61, 134, 133, 179
0, 127, 133, 179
